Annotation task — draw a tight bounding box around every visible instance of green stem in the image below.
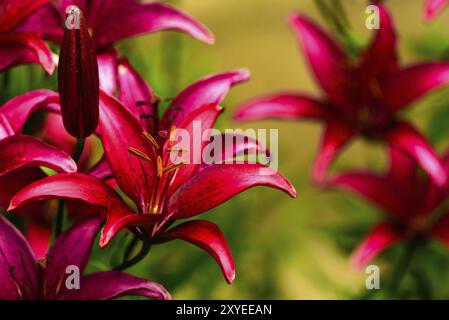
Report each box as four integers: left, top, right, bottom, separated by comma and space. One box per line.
73, 137, 86, 163
388, 240, 419, 297
114, 241, 152, 271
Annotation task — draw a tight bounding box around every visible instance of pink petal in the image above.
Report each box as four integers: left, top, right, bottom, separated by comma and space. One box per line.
0, 113, 14, 140
351, 222, 402, 270
59, 271, 170, 300
312, 120, 355, 183
44, 217, 102, 298
383, 63, 449, 112
234, 92, 329, 121
0, 33, 55, 74
99, 91, 157, 209
288, 12, 355, 112
85, 155, 113, 181
424, 0, 449, 21
386, 122, 447, 187
162, 69, 250, 128
8, 173, 117, 212
0, 215, 37, 299
168, 163, 296, 220
90, 1, 214, 48
1, 89, 59, 133
361, 4, 398, 76
0, 135, 77, 177
97, 48, 119, 96
0, 0, 50, 32
330, 172, 406, 218
26, 219, 51, 260
117, 58, 154, 131
158, 220, 235, 284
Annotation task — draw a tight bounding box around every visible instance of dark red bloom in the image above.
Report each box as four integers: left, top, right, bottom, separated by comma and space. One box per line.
9, 69, 297, 284
235, 5, 449, 186
329, 147, 449, 270
58, 5, 99, 138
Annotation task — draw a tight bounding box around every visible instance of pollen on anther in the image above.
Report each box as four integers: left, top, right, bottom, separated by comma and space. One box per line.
163, 162, 185, 174
157, 156, 163, 177
142, 131, 159, 149
128, 147, 152, 162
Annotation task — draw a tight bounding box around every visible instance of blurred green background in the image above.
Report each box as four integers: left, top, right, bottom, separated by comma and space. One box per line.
4, 0, 449, 299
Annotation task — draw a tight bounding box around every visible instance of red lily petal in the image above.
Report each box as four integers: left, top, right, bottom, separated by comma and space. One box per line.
60, 271, 170, 300
383, 63, 449, 112
0, 215, 37, 299
288, 12, 355, 112
26, 219, 52, 260
352, 222, 402, 270
8, 173, 117, 212
361, 4, 398, 75
91, 1, 214, 48
117, 58, 154, 131
0, 33, 55, 74
168, 163, 296, 220
0, 113, 14, 140
166, 103, 223, 195
15, 3, 63, 43
0, 0, 50, 32
329, 172, 406, 218
312, 120, 355, 183
424, 0, 449, 21
1, 89, 59, 133
97, 48, 119, 96
99, 91, 157, 209
44, 217, 102, 298
162, 69, 250, 128
100, 198, 153, 248
234, 92, 329, 121
386, 122, 447, 187
0, 135, 77, 177
159, 220, 235, 284
85, 155, 113, 181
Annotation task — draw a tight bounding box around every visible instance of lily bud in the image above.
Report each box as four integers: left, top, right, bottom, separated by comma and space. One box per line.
58, 5, 99, 138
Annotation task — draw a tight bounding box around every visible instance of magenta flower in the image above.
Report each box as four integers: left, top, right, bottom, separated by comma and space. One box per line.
329, 147, 449, 270
235, 5, 449, 186
19, 0, 214, 94
0, 90, 77, 259
424, 0, 449, 21
0, 0, 55, 73
9, 69, 297, 284
0, 216, 169, 300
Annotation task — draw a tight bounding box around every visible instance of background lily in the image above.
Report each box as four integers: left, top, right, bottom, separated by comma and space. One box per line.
424, 0, 449, 20
19, 0, 214, 94
329, 147, 449, 270
0, 90, 77, 259
0, 0, 55, 73
0, 216, 169, 300
9, 69, 297, 284
235, 5, 449, 186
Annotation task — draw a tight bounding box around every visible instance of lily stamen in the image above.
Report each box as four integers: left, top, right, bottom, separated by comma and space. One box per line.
142, 131, 159, 150
163, 162, 185, 174
157, 156, 163, 177
128, 147, 152, 162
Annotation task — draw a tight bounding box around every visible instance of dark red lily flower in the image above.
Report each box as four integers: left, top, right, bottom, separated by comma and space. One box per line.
0, 0, 55, 73
58, 5, 99, 138
424, 0, 449, 21
235, 5, 449, 186
18, 0, 214, 95
0, 90, 77, 259
329, 147, 449, 270
9, 69, 297, 284
0, 216, 169, 300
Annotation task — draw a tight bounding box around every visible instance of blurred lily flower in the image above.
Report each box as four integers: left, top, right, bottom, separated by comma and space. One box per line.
235, 5, 449, 186
0, 0, 55, 73
19, 0, 214, 94
58, 5, 99, 138
424, 0, 449, 21
0, 90, 77, 259
329, 147, 449, 270
0, 216, 169, 300
9, 69, 297, 284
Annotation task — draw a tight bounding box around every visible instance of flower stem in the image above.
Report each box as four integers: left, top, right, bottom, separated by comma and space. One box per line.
73, 137, 86, 163
388, 240, 419, 297
114, 241, 152, 271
